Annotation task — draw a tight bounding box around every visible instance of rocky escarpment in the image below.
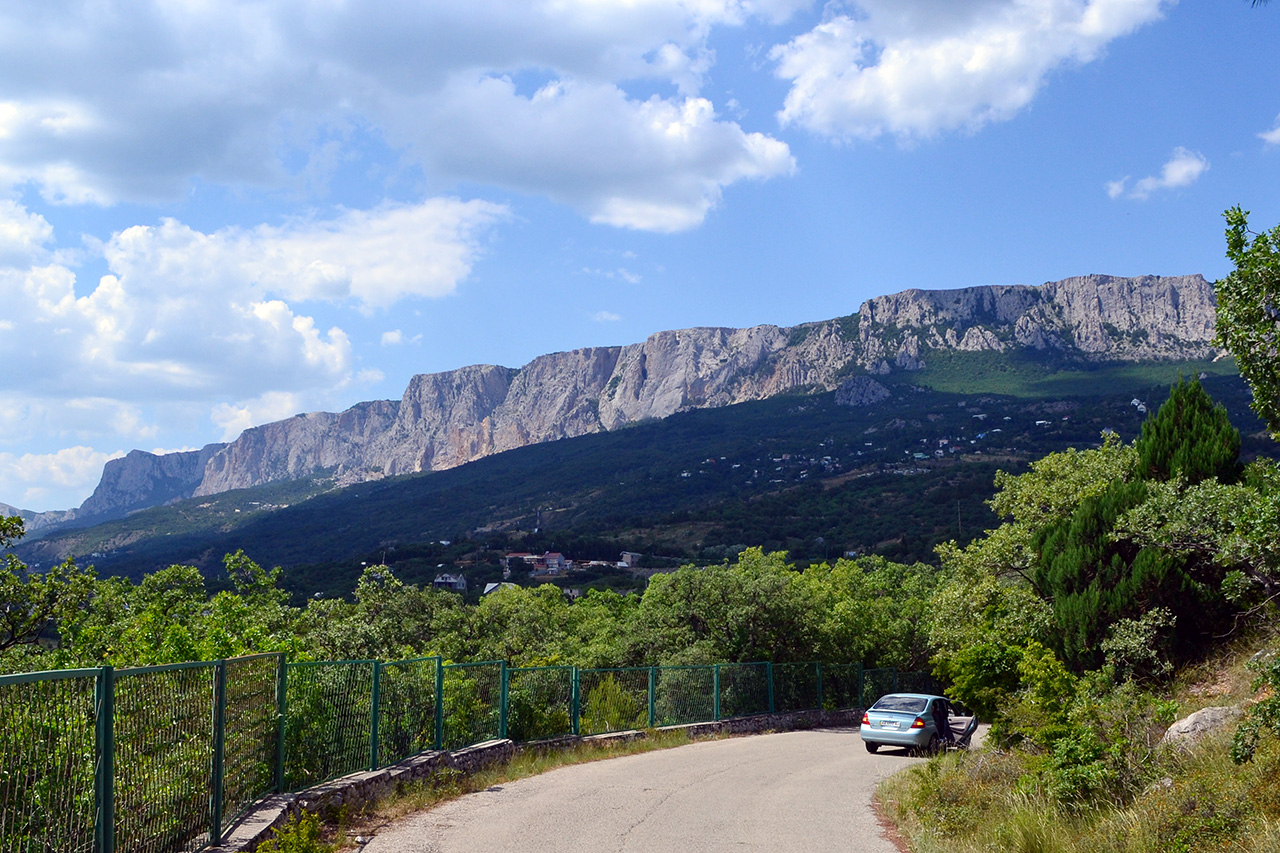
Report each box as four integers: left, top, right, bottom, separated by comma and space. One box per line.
61, 273, 1221, 515
84, 444, 228, 516
855, 273, 1217, 372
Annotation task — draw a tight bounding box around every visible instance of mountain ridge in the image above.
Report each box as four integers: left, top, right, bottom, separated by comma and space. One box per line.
20, 273, 1220, 531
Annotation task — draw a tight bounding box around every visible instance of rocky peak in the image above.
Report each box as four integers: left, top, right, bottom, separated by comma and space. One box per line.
46, 273, 1223, 524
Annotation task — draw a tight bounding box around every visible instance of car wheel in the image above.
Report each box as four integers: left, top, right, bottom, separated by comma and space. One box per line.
925, 734, 940, 755
865, 741, 879, 754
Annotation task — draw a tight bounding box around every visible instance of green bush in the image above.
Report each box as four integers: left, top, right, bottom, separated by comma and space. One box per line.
257, 812, 333, 853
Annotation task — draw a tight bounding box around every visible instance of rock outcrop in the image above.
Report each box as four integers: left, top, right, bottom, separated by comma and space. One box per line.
52, 273, 1221, 518
835, 376, 892, 407
1159, 706, 1242, 749
82, 445, 228, 517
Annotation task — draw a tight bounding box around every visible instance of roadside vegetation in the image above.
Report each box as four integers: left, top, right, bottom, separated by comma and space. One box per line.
880, 208, 1280, 852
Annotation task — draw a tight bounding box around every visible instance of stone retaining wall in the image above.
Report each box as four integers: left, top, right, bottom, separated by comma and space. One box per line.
209, 707, 863, 852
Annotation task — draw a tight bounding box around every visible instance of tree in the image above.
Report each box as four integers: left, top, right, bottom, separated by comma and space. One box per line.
0, 517, 96, 666
1215, 207, 1280, 437
1134, 378, 1241, 484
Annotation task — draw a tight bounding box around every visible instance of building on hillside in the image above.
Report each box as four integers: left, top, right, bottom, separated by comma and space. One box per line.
483, 582, 518, 595
503, 552, 534, 570
433, 573, 467, 591
619, 551, 642, 568
543, 551, 568, 571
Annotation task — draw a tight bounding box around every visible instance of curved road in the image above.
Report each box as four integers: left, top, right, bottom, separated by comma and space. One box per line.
362, 727, 922, 853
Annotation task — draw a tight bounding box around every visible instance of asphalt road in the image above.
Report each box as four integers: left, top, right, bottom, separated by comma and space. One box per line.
361, 727, 924, 853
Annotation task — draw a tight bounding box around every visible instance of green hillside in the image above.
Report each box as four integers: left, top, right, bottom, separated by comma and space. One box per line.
13, 362, 1267, 601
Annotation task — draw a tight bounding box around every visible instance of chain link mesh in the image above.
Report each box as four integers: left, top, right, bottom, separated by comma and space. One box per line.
114, 663, 216, 853
859, 667, 898, 708
897, 670, 945, 696
578, 668, 650, 734
377, 657, 441, 765
0, 671, 97, 853
221, 655, 280, 831
440, 661, 502, 750
772, 662, 821, 712
283, 661, 374, 791
819, 663, 861, 710
505, 666, 574, 743
654, 666, 713, 726
717, 663, 771, 718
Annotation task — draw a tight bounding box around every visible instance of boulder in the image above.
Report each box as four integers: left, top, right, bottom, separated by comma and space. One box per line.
1159, 706, 1242, 749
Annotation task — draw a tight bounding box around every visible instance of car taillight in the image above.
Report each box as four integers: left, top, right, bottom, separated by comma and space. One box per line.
861, 712, 870, 726
911, 717, 925, 729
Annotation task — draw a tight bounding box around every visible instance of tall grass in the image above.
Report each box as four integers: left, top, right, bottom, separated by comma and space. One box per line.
882, 734, 1280, 852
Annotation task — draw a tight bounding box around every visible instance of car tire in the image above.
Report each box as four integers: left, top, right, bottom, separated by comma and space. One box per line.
865, 741, 879, 754
926, 734, 940, 755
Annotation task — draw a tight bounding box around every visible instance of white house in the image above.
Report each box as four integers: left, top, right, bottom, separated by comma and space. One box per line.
433, 573, 467, 591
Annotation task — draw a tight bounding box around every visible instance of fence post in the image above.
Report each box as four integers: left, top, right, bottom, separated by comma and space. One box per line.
815, 662, 823, 711
434, 658, 445, 751
210, 660, 228, 845
766, 662, 774, 714
893, 667, 899, 693
94, 664, 115, 853
499, 662, 509, 741
713, 664, 721, 722
857, 663, 864, 708
571, 667, 580, 736
275, 655, 287, 793
647, 667, 656, 728
369, 661, 382, 771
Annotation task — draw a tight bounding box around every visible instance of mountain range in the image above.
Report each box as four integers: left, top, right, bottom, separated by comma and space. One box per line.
15, 273, 1221, 534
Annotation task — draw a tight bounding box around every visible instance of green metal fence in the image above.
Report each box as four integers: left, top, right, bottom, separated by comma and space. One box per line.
0, 667, 98, 853
440, 661, 503, 750
859, 667, 898, 709
282, 660, 375, 791
578, 667, 652, 734
772, 661, 821, 712
113, 661, 217, 853
505, 665, 574, 743
376, 657, 441, 766
3, 656, 935, 853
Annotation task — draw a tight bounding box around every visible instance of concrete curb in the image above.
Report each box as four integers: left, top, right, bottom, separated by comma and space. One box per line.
209, 707, 863, 852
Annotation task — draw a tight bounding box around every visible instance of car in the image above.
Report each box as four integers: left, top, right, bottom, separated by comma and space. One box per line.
859, 692, 978, 755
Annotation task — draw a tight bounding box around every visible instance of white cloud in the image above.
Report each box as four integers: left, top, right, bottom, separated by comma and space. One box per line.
381, 330, 403, 346
388, 78, 794, 232
0, 198, 53, 267
583, 266, 644, 284
593, 310, 623, 322
0, 197, 498, 427
211, 391, 308, 442
0, 1, 796, 231
0, 446, 124, 510
105, 199, 507, 310
1261, 114, 1280, 146
1108, 147, 1208, 200
771, 0, 1169, 140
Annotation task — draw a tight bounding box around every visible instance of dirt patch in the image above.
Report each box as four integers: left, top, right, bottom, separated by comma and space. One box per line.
872, 792, 912, 853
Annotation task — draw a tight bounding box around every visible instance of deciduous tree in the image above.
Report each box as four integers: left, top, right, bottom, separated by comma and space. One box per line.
1215, 207, 1280, 436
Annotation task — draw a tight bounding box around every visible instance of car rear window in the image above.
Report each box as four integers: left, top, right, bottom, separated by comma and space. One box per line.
871, 696, 928, 713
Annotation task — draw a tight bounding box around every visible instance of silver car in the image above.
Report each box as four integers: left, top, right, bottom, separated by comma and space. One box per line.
859, 693, 977, 754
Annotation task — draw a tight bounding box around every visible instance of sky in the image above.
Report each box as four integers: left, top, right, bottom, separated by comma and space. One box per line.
2, 0, 1279, 513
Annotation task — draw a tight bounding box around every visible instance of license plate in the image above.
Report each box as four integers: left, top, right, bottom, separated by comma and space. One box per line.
881, 721, 899, 729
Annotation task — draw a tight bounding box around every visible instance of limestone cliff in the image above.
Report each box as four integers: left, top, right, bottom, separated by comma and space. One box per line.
61, 273, 1221, 515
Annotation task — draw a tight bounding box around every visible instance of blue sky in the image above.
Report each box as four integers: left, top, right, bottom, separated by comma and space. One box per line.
1, 0, 1278, 512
